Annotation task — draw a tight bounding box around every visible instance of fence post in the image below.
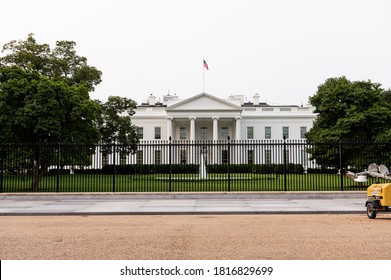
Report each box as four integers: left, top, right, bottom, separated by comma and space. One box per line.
339, 141, 344, 191
283, 136, 287, 191
56, 143, 60, 192
227, 136, 231, 192
0, 145, 4, 193
169, 136, 172, 192
112, 143, 116, 192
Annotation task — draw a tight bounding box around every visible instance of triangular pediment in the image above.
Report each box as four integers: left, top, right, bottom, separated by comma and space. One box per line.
166, 92, 242, 112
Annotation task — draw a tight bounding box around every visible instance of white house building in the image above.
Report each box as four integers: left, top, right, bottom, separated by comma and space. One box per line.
131, 92, 316, 142
126, 92, 317, 167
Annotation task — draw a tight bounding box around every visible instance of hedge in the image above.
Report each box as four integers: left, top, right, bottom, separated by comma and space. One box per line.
47, 163, 305, 175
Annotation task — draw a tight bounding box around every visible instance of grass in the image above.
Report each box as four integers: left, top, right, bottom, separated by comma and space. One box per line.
0, 173, 376, 192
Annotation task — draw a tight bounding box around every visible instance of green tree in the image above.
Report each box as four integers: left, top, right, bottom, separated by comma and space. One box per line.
97, 96, 139, 163
0, 33, 101, 91
0, 67, 101, 144
306, 76, 391, 168
0, 66, 102, 188
0, 34, 103, 189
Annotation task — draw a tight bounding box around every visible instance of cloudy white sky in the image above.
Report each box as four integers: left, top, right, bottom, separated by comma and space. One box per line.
1, 0, 390, 105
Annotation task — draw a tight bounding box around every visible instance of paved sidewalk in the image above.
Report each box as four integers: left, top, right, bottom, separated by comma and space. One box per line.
0, 192, 366, 215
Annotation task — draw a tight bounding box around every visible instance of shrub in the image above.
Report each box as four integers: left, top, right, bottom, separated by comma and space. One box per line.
67, 163, 306, 175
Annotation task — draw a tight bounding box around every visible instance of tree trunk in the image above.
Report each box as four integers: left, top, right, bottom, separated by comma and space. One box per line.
30, 147, 51, 190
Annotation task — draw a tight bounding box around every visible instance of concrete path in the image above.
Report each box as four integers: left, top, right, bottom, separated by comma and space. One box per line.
0, 192, 367, 215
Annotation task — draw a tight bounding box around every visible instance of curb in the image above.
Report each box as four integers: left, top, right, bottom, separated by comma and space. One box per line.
0, 191, 367, 200
0, 210, 365, 216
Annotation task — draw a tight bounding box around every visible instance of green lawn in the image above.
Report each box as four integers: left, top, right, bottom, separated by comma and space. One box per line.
0, 173, 375, 192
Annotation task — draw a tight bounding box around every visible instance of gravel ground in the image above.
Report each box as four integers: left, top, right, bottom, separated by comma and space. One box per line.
0, 214, 390, 260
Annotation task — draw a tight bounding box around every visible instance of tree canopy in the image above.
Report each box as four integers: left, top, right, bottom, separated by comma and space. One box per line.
306, 76, 391, 168
0, 66, 101, 144
0, 34, 138, 188
0, 34, 140, 148
97, 96, 139, 155
0, 34, 103, 144
307, 76, 391, 142
0, 33, 102, 92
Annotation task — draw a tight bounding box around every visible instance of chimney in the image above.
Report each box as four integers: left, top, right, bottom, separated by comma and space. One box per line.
253, 93, 260, 105
163, 93, 178, 104
148, 94, 156, 106
229, 94, 245, 105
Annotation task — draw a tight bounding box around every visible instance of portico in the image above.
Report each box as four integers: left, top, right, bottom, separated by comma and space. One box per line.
165, 93, 243, 141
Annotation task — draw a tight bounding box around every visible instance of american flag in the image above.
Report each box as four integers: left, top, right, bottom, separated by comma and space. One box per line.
203, 59, 209, 70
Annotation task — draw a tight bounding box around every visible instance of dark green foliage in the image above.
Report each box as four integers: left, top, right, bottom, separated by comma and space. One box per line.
0, 34, 103, 189
0, 67, 101, 144
306, 77, 391, 168
0, 34, 102, 91
306, 168, 339, 174
206, 164, 304, 174
97, 96, 139, 156
47, 163, 305, 175
100, 164, 199, 175
307, 77, 391, 142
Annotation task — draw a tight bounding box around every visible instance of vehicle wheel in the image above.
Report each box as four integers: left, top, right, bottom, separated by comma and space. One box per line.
367, 202, 377, 219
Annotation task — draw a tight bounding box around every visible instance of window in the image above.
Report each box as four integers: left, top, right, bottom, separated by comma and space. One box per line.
155, 150, 161, 164
221, 127, 228, 140
248, 150, 254, 164
265, 127, 271, 139
137, 127, 144, 139
282, 127, 289, 139
154, 127, 161, 139
201, 127, 207, 140
222, 150, 228, 164
247, 127, 254, 139
301, 150, 308, 168
180, 149, 187, 164
136, 150, 143, 164
300, 127, 307, 139
180, 127, 187, 140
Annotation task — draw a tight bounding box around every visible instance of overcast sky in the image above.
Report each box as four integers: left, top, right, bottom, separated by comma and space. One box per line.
1, 0, 390, 105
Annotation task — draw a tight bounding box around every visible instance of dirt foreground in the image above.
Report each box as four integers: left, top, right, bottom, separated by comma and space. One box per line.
1, 214, 390, 260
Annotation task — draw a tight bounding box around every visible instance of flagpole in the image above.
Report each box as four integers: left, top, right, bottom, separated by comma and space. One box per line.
202, 58, 205, 93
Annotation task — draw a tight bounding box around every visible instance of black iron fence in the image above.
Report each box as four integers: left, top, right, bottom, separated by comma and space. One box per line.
1, 139, 390, 192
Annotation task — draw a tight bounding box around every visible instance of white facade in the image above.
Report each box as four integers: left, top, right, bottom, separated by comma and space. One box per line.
131, 92, 316, 142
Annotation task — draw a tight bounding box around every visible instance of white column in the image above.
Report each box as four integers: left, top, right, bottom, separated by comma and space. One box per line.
167, 117, 173, 140
235, 117, 242, 140
189, 117, 196, 164
211, 117, 219, 164
190, 117, 196, 142
213, 117, 219, 142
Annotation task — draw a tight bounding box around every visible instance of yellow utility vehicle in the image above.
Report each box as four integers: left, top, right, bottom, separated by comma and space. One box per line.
366, 183, 391, 219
